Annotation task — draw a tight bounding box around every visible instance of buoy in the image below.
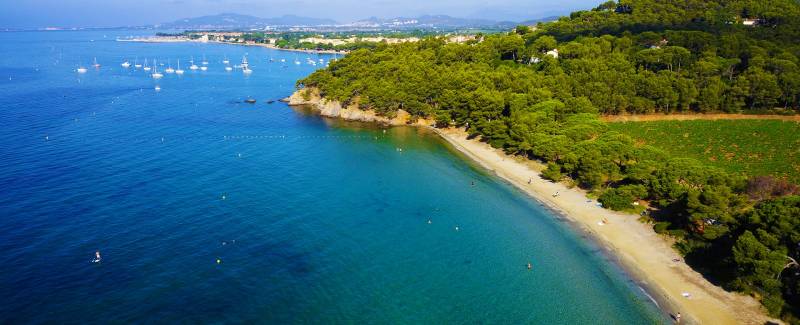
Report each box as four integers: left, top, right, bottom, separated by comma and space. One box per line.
221, 195, 226, 200
455, 226, 460, 231
216, 258, 222, 264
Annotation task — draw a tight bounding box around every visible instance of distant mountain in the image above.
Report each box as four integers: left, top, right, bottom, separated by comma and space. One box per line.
158, 13, 531, 31
158, 13, 337, 29
518, 16, 561, 25
343, 15, 515, 29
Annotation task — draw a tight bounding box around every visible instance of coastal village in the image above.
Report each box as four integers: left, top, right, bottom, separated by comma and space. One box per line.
127, 31, 479, 53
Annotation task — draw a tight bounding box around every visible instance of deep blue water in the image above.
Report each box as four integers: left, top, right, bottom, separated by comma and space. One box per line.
0, 31, 666, 324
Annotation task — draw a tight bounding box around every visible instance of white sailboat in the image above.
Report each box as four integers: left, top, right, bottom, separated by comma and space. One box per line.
143, 58, 151, 71
165, 59, 175, 74
175, 59, 185, 75
189, 57, 199, 70
242, 56, 252, 74
151, 60, 163, 79
92, 57, 101, 68
76, 66, 88, 73
201, 55, 209, 65
121, 59, 131, 68
222, 55, 230, 64
225, 65, 233, 71
134, 57, 142, 69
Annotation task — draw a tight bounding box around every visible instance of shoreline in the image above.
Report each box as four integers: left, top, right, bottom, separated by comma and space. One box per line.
288, 89, 778, 325
118, 37, 347, 55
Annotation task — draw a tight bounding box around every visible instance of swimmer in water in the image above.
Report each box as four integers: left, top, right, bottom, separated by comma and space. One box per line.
92, 250, 102, 263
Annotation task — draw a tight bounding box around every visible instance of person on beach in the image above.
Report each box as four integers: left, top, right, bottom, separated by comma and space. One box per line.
675, 313, 681, 323
528, 178, 532, 184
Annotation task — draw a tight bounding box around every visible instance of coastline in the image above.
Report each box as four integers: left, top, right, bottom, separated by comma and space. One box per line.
287, 89, 779, 325
118, 37, 346, 54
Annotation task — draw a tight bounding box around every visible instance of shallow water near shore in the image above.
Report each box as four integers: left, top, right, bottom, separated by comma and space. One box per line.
0, 31, 666, 323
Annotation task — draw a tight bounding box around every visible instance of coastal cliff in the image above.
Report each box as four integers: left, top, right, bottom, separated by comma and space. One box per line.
286, 88, 433, 126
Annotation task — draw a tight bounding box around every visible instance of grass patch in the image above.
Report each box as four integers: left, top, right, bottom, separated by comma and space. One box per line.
608, 120, 800, 183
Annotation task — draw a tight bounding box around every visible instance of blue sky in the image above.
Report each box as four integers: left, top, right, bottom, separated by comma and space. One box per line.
0, 0, 599, 28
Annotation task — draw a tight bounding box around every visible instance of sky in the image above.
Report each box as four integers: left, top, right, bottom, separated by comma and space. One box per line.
0, 0, 599, 29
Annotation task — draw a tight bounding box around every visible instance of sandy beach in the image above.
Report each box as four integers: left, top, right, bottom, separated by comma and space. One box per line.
431, 127, 777, 325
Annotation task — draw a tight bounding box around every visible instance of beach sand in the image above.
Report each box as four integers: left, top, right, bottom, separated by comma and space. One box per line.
431, 127, 778, 325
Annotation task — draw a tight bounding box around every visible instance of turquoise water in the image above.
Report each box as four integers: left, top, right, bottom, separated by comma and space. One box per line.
0, 31, 666, 323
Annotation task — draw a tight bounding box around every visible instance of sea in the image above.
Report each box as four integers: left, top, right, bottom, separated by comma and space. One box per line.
0, 30, 667, 324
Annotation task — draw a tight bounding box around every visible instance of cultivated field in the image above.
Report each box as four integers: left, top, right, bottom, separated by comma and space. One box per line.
608, 119, 800, 182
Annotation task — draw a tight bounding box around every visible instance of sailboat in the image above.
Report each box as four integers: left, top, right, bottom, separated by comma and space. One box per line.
165, 59, 175, 74
224, 64, 233, 71
222, 55, 230, 64
121, 59, 131, 68
76, 66, 88, 73
92, 57, 101, 68
134, 57, 142, 69
189, 57, 199, 70
143, 58, 151, 71
175, 59, 185, 75
201, 55, 209, 65
241, 56, 252, 73
151, 60, 163, 79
